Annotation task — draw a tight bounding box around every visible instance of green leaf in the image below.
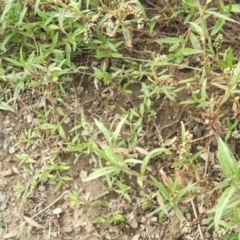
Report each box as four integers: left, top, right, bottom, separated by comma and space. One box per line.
206, 10, 239, 24
0, 101, 15, 113
68, 142, 90, 152
174, 183, 197, 202
4, 57, 24, 67
214, 185, 236, 230
150, 175, 169, 199
217, 138, 237, 178
0, 33, 14, 52
94, 118, 110, 140
0, 0, 13, 23
82, 166, 121, 181
96, 52, 123, 58
58, 126, 66, 139
58, 9, 67, 34
54, 179, 63, 192
201, 77, 207, 100
94, 147, 116, 164
112, 115, 128, 146
211, 18, 225, 36
149, 16, 159, 35
189, 32, 202, 50
189, 22, 203, 36
24, 216, 44, 229
230, 4, 240, 13
182, 48, 203, 56
122, 26, 132, 48
34, 0, 41, 14
39, 124, 57, 130
124, 159, 142, 164
17, 6, 28, 26
61, 176, 73, 181
141, 148, 171, 176
226, 47, 233, 69
156, 191, 169, 216
212, 83, 227, 90
155, 37, 184, 44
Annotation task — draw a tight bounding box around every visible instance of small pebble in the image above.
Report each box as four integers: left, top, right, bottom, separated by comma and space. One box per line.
38, 186, 46, 192
150, 217, 158, 223
53, 208, 63, 215
51, 232, 58, 238
132, 234, 140, 240
60, 226, 73, 233
2, 169, 13, 177
9, 147, 16, 154
64, 117, 71, 125
193, 126, 202, 138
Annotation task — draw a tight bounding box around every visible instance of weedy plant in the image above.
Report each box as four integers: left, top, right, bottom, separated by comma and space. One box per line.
2, 0, 240, 239
205, 138, 240, 239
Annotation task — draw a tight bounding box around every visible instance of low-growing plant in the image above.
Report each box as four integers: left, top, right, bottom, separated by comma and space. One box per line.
207, 138, 240, 233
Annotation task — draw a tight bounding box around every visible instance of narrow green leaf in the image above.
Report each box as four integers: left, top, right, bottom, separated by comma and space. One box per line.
156, 191, 169, 216
34, 0, 41, 14
94, 118, 110, 141
230, 4, 240, 13
112, 115, 128, 146
68, 142, 89, 152
39, 124, 57, 130
54, 180, 63, 192
174, 183, 197, 202
96, 52, 123, 58
217, 138, 237, 178
212, 83, 227, 90
214, 185, 236, 230
137, 176, 143, 187
61, 176, 73, 181
201, 78, 207, 100
17, 6, 28, 26
0, 101, 15, 113
150, 175, 169, 199
58, 126, 66, 139
182, 48, 203, 56
155, 37, 184, 44
189, 32, 202, 50
122, 26, 132, 48
189, 22, 203, 36
206, 10, 240, 24
226, 47, 233, 69
58, 9, 67, 34
1, 1, 13, 23
141, 148, 171, 176
4, 57, 23, 67
211, 18, 225, 36
83, 166, 121, 181
94, 147, 115, 163
124, 159, 142, 164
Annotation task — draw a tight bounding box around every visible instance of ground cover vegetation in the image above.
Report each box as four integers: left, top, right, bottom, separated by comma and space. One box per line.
0, 0, 240, 239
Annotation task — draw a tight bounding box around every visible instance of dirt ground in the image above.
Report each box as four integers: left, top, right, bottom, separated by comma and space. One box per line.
0, 0, 240, 240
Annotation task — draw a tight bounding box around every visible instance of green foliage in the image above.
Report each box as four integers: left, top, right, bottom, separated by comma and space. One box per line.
2, 0, 240, 238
